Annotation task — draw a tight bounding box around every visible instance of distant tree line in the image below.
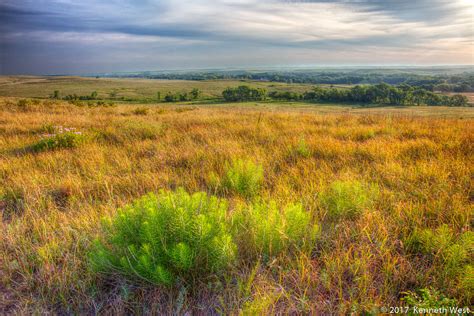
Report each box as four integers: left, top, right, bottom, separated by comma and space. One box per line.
52, 90, 99, 101
163, 88, 201, 102
222, 86, 267, 101
126, 70, 474, 92
225, 84, 469, 106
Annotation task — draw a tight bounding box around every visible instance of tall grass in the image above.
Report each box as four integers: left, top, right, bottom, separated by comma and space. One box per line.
0, 97, 472, 314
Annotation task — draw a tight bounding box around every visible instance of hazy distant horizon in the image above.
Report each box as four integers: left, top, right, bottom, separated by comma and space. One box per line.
2, 65, 472, 78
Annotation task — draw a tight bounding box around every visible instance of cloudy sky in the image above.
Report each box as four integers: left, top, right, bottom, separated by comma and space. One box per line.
1, 0, 473, 74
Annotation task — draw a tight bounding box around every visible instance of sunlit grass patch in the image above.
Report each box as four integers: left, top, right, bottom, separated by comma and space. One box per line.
210, 158, 264, 198
89, 189, 236, 286
232, 200, 320, 260
319, 180, 379, 220
405, 226, 473, 299
94, 121, 164, 144
400, 139, 439, 160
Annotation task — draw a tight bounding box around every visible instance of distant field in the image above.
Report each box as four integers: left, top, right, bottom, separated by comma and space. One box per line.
0, 76, 321, 100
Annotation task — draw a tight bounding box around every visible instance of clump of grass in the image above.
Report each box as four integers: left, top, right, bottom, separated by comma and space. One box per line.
232, 200, 320, 260
0, 188, 25, 221
406, 226, 472, 276
37, 123, 56, 134
89, 188, 236, 286
95, 121, 163, 144
401, 140, 439, 160
17, 99, 31, 110
292, 138, 311, 158
401, 288, 458, 309
131, 107, 149, 115
353, 129, 376, 142
405, 224, 454, 254
319, 180, 378, 220
31, 129, 86, 152
212, 159, 264, 198
175, 106, 197, 113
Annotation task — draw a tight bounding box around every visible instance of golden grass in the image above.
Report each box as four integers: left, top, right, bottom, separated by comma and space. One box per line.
0, 97, 472, 314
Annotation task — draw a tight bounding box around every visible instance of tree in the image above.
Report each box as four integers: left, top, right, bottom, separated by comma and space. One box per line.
449, 95, 468, 107
190, 88, 201, 100
164, 92, 176, 102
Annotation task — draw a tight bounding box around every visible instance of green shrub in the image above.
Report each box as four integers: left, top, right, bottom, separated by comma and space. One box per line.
89, 189, 236, 286
401, 288, 458, 310
232, 200, 320, 259
221, 159, 264, 198
32, 131, 86, 152
319, 180, 378, 220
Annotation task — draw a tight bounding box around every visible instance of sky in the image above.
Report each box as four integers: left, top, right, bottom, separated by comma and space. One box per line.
1, 0, 473, 74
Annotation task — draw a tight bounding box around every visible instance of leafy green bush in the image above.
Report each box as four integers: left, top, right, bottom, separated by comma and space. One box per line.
89, 189, 237, 286
32, 131, 85, 152
232, 200, 320, 259
319, 180, 378, 220
221, 159, 264, 198
401, 288, 458, 310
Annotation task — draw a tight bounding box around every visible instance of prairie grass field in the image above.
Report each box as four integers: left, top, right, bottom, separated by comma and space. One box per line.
0, 83, 473, 314
0, 76, 319, 101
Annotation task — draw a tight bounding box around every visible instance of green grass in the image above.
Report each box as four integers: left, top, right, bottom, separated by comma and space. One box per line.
233, 200, 320, 260
319, 180, 379, 220
220, 159, 264, 198
31, 130, 86, 152
0, 76, 315, 100
90, 189, 236, 286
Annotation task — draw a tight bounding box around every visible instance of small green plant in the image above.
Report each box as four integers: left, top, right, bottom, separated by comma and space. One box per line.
220, 159, 264, 198
406, 227, 472, 284
32, 131, 85, 152
405, 225, 454, 255
294, 138, 311, 158
401, 288, 458, 311
38, 123, 56, 134
232, 200, 319, 259
319, 180, 378, 220
89, 189, 237, 286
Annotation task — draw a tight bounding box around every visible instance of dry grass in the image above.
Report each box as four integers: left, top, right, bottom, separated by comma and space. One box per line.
0, 76, 315, 100
0, 97, 472, 314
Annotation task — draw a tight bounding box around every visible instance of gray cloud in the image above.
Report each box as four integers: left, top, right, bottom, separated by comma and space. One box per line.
0, 0, 472, 74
